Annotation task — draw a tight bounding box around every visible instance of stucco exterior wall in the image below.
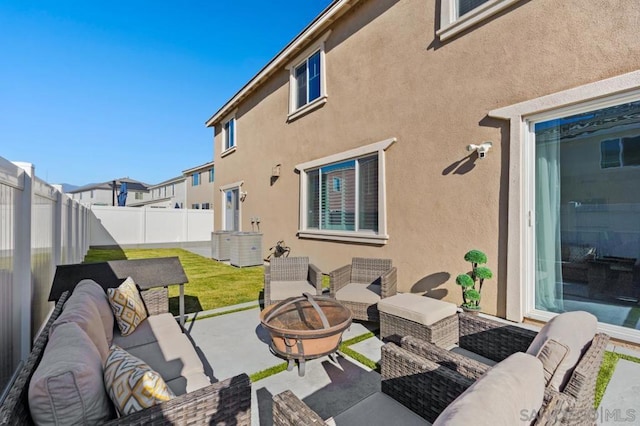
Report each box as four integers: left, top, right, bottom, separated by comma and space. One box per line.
185, 168, 215, 208
210, 0, 640, 316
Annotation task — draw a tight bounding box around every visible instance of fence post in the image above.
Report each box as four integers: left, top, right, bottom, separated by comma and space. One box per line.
12, 162, 33, 359
52, 187, 63, 267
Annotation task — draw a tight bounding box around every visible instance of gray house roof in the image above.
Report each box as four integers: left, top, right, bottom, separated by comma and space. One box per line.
67, 177, 150, 193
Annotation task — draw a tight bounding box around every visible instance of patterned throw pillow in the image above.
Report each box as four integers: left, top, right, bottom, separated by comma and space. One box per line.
108, 277, 148, 336
104, 345, 175, 415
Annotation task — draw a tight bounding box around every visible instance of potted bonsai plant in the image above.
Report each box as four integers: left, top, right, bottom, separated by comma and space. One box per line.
455, 249, 493, 313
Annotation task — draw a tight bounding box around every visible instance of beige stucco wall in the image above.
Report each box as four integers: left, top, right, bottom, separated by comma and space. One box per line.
211, 0, 640, 316
185, 168, 215, 208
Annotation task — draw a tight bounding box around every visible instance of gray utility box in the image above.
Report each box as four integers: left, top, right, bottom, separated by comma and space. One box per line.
211, 231, 234, 261
230, 232, 263, 267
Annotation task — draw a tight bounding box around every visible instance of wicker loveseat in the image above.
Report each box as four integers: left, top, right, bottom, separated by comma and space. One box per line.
0, 258, 251, 425
273, 312, 609, 425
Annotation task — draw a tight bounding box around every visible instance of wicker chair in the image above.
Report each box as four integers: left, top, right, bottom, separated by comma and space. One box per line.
264, 256, 323, 306
329, 257, 397, 322
382, 312, 609, 425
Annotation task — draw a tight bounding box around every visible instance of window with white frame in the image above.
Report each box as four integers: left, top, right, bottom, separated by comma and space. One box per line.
223, 117, 236, 153
438, 0, 520, 41
287, 31, 330, 120
192, 172, 200, 186
209, 167, 215, 182
296, 138, 396, 244
600, 136, 640, 169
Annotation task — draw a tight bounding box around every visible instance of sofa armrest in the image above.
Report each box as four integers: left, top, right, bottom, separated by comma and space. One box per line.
536, 388, 587, 426
104, 373, 251, 425
400, 335, 489, 381
458, 312, 537, 362
273, 390, 325, 426
308, 264, 324, 295
329, 264, 352, 296
381, 342, 474, 423
380, 266, 398, 299
563, 333, 609, 406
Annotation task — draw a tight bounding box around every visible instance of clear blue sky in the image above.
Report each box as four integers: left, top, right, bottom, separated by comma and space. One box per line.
0, 1, 332, 186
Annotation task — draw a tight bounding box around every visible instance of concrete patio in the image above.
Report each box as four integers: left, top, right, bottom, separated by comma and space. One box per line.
185, 304, 640, 425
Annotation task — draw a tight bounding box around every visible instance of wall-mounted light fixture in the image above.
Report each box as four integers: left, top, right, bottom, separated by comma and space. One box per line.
271, 164, 281, 178
467, 141, 493, 159
240, 191, 247, 202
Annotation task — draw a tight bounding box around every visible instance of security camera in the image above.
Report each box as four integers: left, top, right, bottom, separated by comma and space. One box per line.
467, 142, 493, 159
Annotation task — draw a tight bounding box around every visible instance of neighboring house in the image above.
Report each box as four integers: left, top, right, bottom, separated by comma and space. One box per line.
128, 175, 187, 208
183, 161, 215, 210
67, 178, 150, 206
205, 0, 640, 342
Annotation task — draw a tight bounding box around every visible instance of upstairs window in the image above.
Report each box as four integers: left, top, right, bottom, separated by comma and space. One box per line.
209, 167, 215, 183
287, 31, 330, 121
295, 51, 321, 110
192, 172, 200, 186
438, 0, 519, 41
223, 117, 236, 154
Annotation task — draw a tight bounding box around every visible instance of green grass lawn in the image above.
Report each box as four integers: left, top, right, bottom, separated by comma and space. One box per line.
83, 248, 264, 315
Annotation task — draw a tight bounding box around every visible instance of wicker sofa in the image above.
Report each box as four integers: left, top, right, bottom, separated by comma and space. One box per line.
273, 312, 609, 425
0, 258, 251, 425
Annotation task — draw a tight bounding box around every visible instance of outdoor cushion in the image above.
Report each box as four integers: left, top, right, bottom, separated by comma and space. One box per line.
270, 280, 318, 302
433, 352, 544, 426
113, 312, 182, 350
335, 283, 381, 304
526, 311, 597, 391
29, 322, 113, 425
126, 334, 205, 382
378, 293, 457, 326
53, 290, 110, 362
104, 345, 175, 416
534, 338, 570, 386
165, 371, 212, 396
108, 276, 148, 336
73, 278, 115, 345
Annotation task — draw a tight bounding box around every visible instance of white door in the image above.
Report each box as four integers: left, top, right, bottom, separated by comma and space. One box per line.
224, 188, 239, 231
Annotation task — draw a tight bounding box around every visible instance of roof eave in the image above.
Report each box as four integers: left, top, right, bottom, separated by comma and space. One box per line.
204, 0, 362, 128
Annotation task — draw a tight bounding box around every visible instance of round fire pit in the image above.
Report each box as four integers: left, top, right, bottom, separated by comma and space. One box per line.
260, 293, 352, 376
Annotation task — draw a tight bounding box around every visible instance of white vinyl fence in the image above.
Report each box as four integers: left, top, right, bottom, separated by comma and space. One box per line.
90, 205, 214, 246
0, 158, 90, 399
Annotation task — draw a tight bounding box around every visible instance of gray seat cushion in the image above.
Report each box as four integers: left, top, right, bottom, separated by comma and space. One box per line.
73, 279, 115, 346
126, 334, 205, 382
270, 280, 318, 301
433, 352, 544, 426
335, 283, 381, 304
113, 313, 182, 350
378, 293, 457, 326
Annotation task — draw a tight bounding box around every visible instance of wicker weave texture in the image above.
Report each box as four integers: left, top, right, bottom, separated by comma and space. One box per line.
272, 390, 325, 426
329, 258, 397, 322
141, 288, 169, 315
380, 311, 459, 347
264, 258, 323, 306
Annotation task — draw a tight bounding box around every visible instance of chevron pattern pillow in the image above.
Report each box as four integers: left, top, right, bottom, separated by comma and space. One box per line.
104, 345, 175, 415
108, 277, 148, 336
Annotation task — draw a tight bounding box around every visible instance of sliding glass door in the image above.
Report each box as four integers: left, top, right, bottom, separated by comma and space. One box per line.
532, 100, 640, 330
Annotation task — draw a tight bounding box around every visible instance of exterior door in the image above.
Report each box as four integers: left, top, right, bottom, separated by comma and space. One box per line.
224, 188, 239, 231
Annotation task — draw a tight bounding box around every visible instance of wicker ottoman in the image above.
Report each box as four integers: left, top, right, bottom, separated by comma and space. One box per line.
378, 293, 459, 347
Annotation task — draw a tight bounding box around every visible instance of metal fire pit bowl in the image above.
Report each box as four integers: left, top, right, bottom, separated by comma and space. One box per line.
260, 293, 352, 376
